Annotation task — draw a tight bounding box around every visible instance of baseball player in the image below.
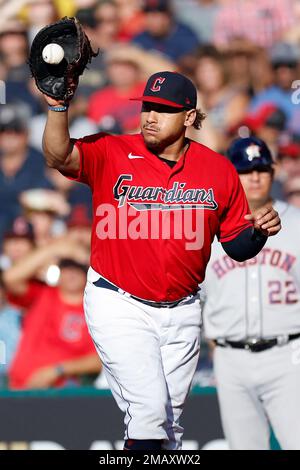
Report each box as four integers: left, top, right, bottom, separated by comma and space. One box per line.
42, 71, 281, 451
202, 136, 300, 450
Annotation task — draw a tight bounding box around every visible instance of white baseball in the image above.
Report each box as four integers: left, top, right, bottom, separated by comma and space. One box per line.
42, 43, 65, 64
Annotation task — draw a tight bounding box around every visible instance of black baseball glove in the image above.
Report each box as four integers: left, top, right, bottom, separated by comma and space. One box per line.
28, 16, 98, 102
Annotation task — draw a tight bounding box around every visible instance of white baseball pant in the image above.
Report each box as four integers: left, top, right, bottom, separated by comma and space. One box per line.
213, 341, 300, 450
84, 267, 202, 450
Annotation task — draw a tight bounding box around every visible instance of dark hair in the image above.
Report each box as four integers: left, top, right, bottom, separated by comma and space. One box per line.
59, 258, 88, 273
195, 44, 222, 61
193, 108, 206, 130
76, 8, 98, 28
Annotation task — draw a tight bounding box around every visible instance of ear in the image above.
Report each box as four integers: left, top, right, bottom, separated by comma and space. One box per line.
184, 109, 196, 128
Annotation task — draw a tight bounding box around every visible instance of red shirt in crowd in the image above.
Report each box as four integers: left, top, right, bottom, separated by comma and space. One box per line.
9, 284, 96, 389
87, 82, 145, 132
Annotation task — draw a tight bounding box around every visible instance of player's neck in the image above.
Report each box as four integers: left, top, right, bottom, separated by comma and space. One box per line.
156, 136, 189, 162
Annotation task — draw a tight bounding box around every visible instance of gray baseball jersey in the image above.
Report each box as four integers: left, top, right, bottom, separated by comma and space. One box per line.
201, 200, 300, 450
202, 200, 300, 340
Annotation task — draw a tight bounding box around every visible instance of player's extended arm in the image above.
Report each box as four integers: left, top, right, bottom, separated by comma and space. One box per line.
222, 226, 268, 262
42, 95, 80, 176
31, 17, 97, 177
222, 205, 281, 262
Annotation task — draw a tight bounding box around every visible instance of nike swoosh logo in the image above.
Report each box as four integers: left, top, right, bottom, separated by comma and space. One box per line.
128, 152, 144, 159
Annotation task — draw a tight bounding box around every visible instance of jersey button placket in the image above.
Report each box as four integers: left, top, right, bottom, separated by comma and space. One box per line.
163, 173, 178, 301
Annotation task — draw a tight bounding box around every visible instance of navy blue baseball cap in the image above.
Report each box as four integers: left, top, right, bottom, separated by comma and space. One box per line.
131, 71, 197, 110
227, 137, 274, 173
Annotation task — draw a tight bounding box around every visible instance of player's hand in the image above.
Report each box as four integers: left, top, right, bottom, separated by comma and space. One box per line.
244, 205, 281, 237
42, 93, 67, 107
25, 366, 61, 389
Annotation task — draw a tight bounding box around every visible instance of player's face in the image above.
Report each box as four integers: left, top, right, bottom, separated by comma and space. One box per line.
239, 168, 273, 206
141, 102, 193, 151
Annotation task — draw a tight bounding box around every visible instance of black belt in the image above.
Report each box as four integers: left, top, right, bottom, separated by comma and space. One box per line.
93, 276, 194, 309
213, 333, 300, 353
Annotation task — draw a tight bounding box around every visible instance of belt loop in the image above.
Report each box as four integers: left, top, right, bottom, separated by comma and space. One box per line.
277, 334, 289, 346
216, 338, 226, 346
118, 288, 131, 298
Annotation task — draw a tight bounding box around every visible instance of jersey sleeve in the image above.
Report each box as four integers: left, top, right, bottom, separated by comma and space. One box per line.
60, 132, 108, 188
217, 163, 253, 243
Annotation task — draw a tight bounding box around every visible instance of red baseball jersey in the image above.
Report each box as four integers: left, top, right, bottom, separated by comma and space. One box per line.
65, 133, 252, 302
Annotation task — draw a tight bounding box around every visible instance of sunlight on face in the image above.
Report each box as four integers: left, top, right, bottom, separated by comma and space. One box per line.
140, 102, 188, 151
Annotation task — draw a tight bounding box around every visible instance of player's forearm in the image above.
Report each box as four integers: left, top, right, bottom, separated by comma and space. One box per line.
221, 226, 268, 262
42, 109, 72, 168
59, 353, 102, 377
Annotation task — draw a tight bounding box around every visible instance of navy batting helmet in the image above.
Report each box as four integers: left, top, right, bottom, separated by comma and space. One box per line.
227, 137, 274, 173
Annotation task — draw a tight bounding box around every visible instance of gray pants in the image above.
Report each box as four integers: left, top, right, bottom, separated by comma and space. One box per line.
213, 340, 300, 450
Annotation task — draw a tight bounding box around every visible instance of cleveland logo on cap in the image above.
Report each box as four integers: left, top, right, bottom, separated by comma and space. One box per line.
150, 77, 166, 92
131, 71, 197, 110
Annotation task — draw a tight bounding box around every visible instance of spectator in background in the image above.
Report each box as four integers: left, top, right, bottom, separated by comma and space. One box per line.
220, 39, 273, 96
67, 205, 92, 251
0, 105, 49, 243
3, 232, 89, 307
0, 28, 42, 114
173, 0, 220, 44
22, 0, 59, 46
274, 143, 300, 202
88, 44, 147, 133
277, 143, 300, 182
45, 168, 93, 217
115, 0, 146, 41
19, 189, 71, 248
193, 45, 249, 152
132, 0, 200, 62
93, 0, 121, 50
0, 217, 35, 272
76, 1, 121, 95
0, 27, 41, 112
249, 42, 300, 137
0, 29, 29, 82
284, 0, 300, 46
4, 251, 101, 389
283, 175, 300, 208
214, 0, 295, 49
0, 273, 21, 389
241, 104, 287, 156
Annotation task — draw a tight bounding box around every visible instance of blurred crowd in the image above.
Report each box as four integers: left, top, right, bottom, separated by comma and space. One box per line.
0, 0, 300, 390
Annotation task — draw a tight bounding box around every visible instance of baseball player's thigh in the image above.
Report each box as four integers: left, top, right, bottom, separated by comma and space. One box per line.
213, 347, 270, 450
160, 297, 201, 450
261, 340, 300, 450
84, 281, 169, 441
